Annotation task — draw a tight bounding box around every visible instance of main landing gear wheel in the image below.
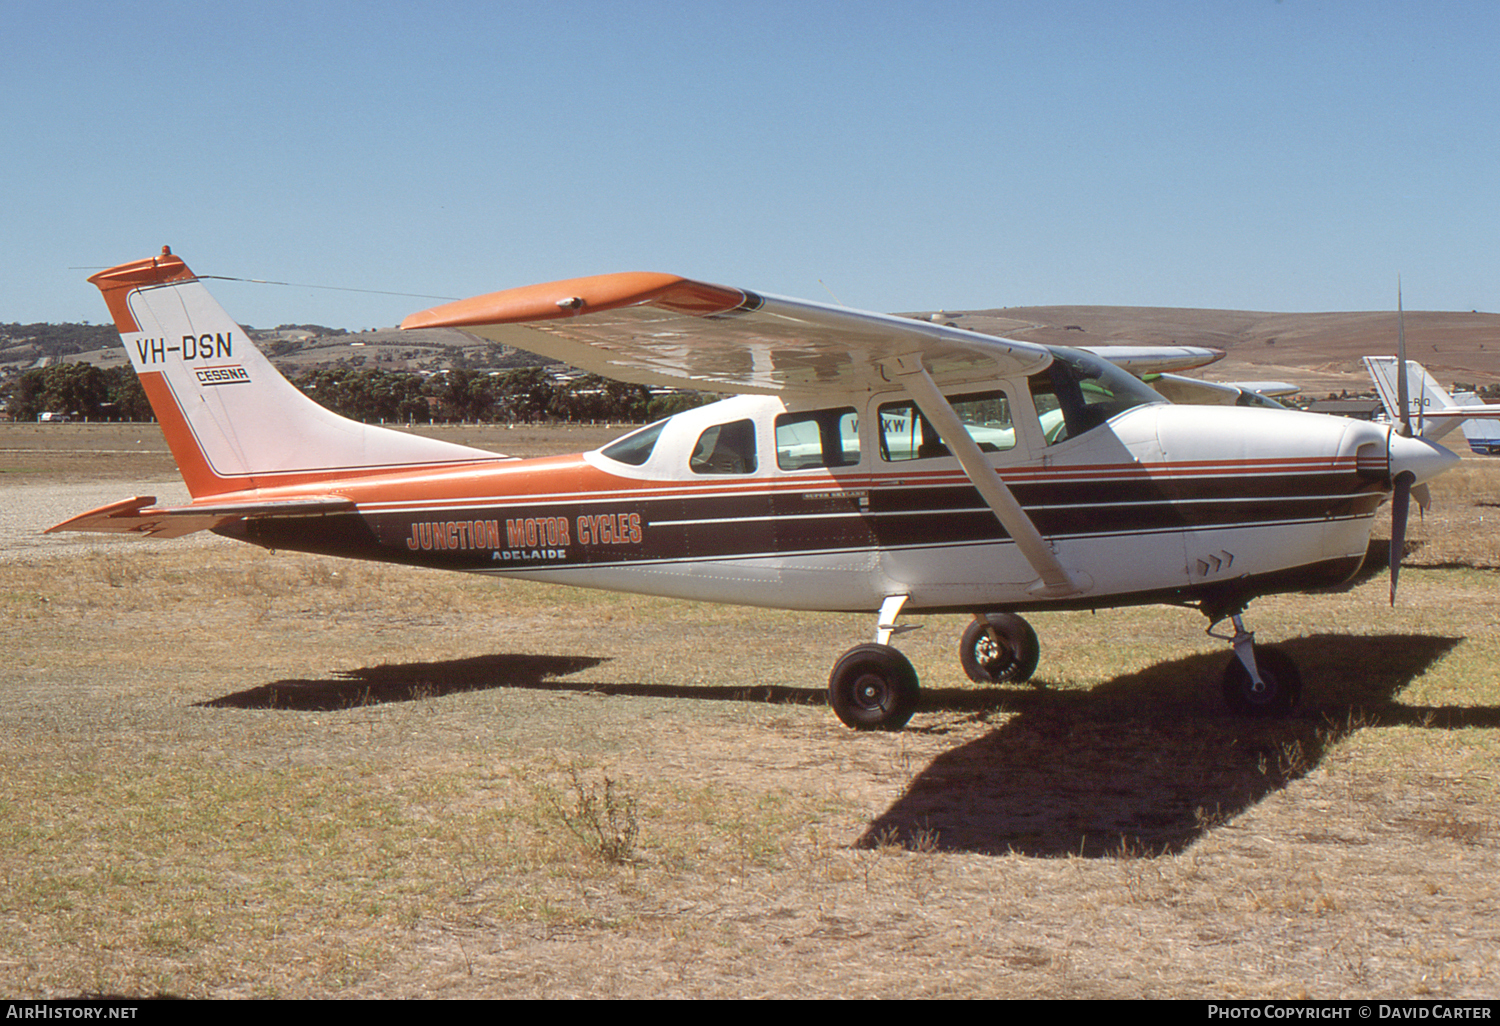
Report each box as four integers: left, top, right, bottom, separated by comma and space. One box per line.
959, 613, 1041, 686
828, 644, 920, 731
1221, 645, 1302, 718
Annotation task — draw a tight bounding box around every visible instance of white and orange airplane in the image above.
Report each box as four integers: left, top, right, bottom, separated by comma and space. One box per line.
51, 248, 1459, 730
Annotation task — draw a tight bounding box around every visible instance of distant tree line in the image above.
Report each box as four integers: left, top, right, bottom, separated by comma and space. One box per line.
289, 366, 714, 424
268, 323, 348, 336
2, 361, 714, 425
1, 363, 151, 421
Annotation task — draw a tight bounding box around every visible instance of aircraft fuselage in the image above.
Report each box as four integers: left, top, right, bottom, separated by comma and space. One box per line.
217, 393, 1390, 618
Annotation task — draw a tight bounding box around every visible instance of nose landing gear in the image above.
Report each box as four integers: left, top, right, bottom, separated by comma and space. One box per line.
1208, 611, 1302, 717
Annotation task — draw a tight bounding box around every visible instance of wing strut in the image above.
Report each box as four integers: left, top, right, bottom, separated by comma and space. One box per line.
886, 357, 1083, 598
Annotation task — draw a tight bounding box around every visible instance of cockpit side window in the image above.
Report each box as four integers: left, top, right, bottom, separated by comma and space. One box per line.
600, 419, 669, 466
878, 391, 1015, 462
775, 408, 859, 470
1029, 348, 1165, 445
690, 418, 758, 475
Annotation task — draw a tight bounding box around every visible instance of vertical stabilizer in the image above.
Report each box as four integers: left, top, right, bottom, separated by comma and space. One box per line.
1363, 357, 1464, 442
90, 250, 502, 497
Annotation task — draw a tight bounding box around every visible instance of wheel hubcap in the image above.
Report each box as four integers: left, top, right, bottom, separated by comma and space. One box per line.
975, 635, 1012, 674
976, 637, 999, 663
1246, 674, 1276, 703
853, 673, 888, 710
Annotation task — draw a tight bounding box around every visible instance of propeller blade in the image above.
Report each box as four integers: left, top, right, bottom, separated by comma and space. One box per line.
1389, 470, 1413, 606
1412, 482, 1431, 513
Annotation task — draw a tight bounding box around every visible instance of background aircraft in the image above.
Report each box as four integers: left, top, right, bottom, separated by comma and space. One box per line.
1141, 374, 1299, 409
52, 249, 1458, 730
1365, 356, 1500, 455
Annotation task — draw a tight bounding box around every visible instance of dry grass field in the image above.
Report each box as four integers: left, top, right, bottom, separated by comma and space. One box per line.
1, 424, 1498, 999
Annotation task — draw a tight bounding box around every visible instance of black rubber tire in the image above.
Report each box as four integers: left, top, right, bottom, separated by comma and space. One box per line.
1221, 645, 1302, 718
828, 644, 920, 731
959, 613, 1041, 685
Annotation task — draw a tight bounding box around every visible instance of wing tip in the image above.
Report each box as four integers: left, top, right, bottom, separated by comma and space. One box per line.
401, 272, 751, 330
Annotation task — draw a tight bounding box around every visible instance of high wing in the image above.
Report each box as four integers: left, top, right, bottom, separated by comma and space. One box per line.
1075, 345, 1224, 373
1228, 381, 1300, 397
1145, 374, 1297, 408
402, 273, 1061, 397
404, 273, 1224, 400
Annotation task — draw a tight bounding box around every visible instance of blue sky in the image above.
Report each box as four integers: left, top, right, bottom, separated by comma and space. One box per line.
4, 0, 1497, 329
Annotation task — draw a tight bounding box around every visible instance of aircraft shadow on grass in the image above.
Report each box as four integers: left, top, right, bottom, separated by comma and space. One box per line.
197, 652, 831, 712
200, 633, 1494, 860
197, 654, 610, 712
861, 632, 1496, 858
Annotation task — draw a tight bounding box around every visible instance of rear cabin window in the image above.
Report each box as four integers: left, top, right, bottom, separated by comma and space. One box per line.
775, 408, 860, 470
689, 419, 758, 475
878, 391, 1016, 462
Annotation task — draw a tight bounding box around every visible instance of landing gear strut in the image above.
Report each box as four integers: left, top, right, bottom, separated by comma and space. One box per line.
828, 596, 921, 731
1208, 611, 1302, 717
828, 600, 1051, 730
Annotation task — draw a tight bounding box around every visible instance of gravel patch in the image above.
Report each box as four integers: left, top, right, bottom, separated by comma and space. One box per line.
0, 480, 227, 563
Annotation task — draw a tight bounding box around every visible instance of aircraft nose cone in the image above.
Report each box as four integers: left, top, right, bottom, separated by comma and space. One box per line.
1388, 430, 1460, 485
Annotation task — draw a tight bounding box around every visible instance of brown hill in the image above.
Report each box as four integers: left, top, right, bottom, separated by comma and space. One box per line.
922, 306, 1500, 395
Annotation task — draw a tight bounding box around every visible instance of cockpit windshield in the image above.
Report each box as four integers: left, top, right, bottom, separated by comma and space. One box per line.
599, 419, 669, 466
1029, 347, 1166, 444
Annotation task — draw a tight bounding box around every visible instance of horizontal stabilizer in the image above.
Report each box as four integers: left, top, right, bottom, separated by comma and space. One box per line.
1400, 405, 1500, 420
47, 495, 356, 539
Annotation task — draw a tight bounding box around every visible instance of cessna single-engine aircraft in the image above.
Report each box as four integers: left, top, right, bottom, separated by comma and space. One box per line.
52, 249, 1460, 730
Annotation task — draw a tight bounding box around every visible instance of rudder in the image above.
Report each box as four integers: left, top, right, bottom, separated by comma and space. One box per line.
90, 249, 501, 497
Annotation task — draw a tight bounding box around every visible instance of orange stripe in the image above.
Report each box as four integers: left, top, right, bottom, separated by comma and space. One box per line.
206, 450, 1371, 514
137, 371, 234, 497
87, 250, 197, 335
